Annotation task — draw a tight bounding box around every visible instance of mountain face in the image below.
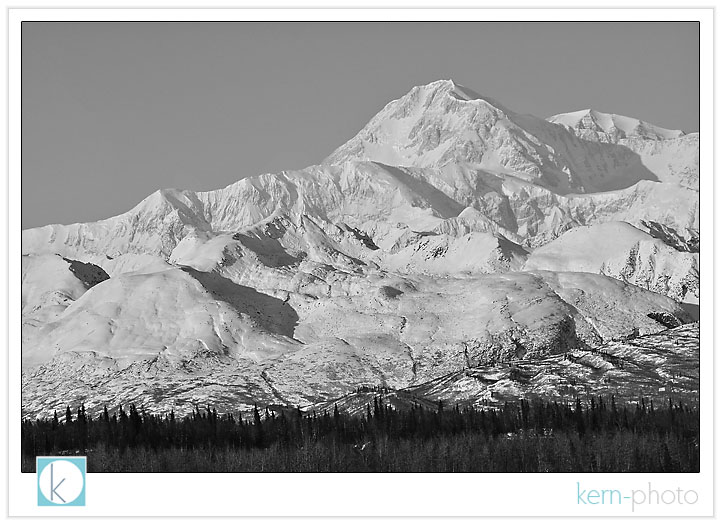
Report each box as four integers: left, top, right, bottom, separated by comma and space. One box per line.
21, 80, 700, 417
524, 222, 699, 303
547, 108, 686, 142
548, 108, 698, 191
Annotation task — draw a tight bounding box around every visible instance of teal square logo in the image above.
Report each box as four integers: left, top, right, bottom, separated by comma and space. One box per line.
37, 457, 86, 506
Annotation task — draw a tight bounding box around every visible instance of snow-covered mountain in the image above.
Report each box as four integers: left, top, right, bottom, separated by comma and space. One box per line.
547, 108, 686, 142
325, 80, 697, 192
21, 80, 700, 417
548, 108, 698, 190
524, 222, 699, 304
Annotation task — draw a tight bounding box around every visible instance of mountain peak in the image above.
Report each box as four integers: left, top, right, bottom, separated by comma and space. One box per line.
323, 80, 515, 168
547, 108, 686, 141
413, 79, 509, 109
322, 80, 693, 193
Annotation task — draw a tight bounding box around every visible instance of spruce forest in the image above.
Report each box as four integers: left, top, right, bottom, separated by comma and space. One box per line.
21, 395, 699, 473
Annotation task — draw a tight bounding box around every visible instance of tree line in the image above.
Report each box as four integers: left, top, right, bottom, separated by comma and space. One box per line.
21, 395, 699, 473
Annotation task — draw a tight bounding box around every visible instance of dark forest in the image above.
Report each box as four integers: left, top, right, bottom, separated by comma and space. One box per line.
21, 395, 699, 473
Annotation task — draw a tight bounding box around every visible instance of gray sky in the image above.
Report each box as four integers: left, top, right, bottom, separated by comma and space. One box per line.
22, 21, 699, 229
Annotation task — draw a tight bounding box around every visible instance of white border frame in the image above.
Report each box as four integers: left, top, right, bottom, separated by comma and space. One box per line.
6, 6, 715, 518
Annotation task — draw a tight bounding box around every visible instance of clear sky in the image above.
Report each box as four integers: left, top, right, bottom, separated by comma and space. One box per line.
21, 21, 699, 229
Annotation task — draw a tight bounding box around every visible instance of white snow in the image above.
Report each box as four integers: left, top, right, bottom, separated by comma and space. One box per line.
548, 108, 686, 141
524, 222, 699, 303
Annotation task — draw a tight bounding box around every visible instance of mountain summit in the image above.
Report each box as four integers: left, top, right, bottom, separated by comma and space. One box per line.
548, 108, 686, 142
325, 80, 696, 194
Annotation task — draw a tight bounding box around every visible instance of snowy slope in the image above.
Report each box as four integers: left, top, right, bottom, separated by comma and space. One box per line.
548, 109, 686, 142
325, 80, 696, 193
22, 254, 99, 315
524, 222, 699, 303
22, 269, 691, 417
408, 323, 699, 410
23, 266, 296, 370
21, 164, 699, 262
311, 323, 700, 417
22, 255, 109, 367
549, 109, 698, 190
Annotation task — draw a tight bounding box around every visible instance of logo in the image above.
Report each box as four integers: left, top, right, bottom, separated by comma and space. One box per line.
576, 482, 699, 512
37, 457, 86, 506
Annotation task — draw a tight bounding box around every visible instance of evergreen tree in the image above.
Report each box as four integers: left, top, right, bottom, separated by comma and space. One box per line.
252, 404, 264, 447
